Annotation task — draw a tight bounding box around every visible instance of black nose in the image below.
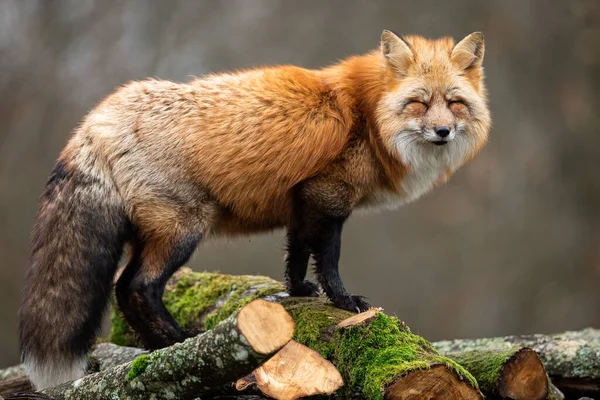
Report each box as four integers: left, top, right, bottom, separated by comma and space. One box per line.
435, 126, 451, 138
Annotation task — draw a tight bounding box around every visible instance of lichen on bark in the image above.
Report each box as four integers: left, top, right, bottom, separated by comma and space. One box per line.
45, 302, 291, 400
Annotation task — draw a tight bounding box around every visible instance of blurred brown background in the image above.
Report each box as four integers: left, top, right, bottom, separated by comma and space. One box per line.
1, 0, 599, 368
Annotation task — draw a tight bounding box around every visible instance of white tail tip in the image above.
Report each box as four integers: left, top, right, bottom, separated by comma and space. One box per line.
24, 355, 87, 390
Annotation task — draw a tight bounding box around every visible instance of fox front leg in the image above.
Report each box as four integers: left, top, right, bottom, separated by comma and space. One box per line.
293, 179, 370, 313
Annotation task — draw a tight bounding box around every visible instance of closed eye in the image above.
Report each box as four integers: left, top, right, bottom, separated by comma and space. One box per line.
404, 99, 428, 110
448, 98, 467, 106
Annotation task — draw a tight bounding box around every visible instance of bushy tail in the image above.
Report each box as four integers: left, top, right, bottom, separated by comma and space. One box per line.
18, 160, 128, 389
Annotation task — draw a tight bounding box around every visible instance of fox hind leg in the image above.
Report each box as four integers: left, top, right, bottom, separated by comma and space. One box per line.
115, 232, 202, 349
115, 199, 214, 349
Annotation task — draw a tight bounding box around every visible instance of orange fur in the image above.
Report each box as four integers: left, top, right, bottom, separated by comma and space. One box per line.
60, 30, 490, 236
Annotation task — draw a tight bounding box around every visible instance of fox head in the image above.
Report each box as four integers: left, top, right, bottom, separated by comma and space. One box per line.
374, 30, 491, 169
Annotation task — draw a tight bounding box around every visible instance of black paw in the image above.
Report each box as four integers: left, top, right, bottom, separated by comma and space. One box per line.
288, 280, 321, 297
333, 294, 371, 313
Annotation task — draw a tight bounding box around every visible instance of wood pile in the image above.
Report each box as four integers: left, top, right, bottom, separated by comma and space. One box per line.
1, 269, 597, 400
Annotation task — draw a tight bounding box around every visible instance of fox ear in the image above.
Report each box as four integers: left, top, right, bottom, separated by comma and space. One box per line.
451, 32, 485, 70
381, 30, 414, 76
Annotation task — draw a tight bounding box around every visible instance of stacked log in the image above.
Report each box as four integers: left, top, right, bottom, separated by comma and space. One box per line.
434, 330, 600, 399
1, 268, 598, 399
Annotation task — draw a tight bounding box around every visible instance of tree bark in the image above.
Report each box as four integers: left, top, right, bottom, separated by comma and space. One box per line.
434, 329, 600, 398
110, 269, 482, 399
38, 299, 293, 400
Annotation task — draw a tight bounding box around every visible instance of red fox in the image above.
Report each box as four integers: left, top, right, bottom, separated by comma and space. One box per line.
19, 30, 490, 389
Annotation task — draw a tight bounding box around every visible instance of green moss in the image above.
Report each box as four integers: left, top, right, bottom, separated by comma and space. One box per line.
127, 354, 150, 380
282, 297, 353, 357
163, 272, 233, 329
445, 346, 520, 394
109, 305, 137, 346
441, 357, 478, 388
280, 305, 478, 400
162, 271, 284, 330
333, 314, 424, 399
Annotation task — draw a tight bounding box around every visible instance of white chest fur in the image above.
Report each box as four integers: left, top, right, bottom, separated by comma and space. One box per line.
358, 142, 467, 212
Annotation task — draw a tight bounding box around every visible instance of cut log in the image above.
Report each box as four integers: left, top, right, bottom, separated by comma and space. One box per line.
109, 269, 481, 399
235, 340, 342, 400
433, 329, 600, 398
384, 365, 483, 400
442, 346, 548, 400
38, 299, 293, 400
329, 309, 481, 399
